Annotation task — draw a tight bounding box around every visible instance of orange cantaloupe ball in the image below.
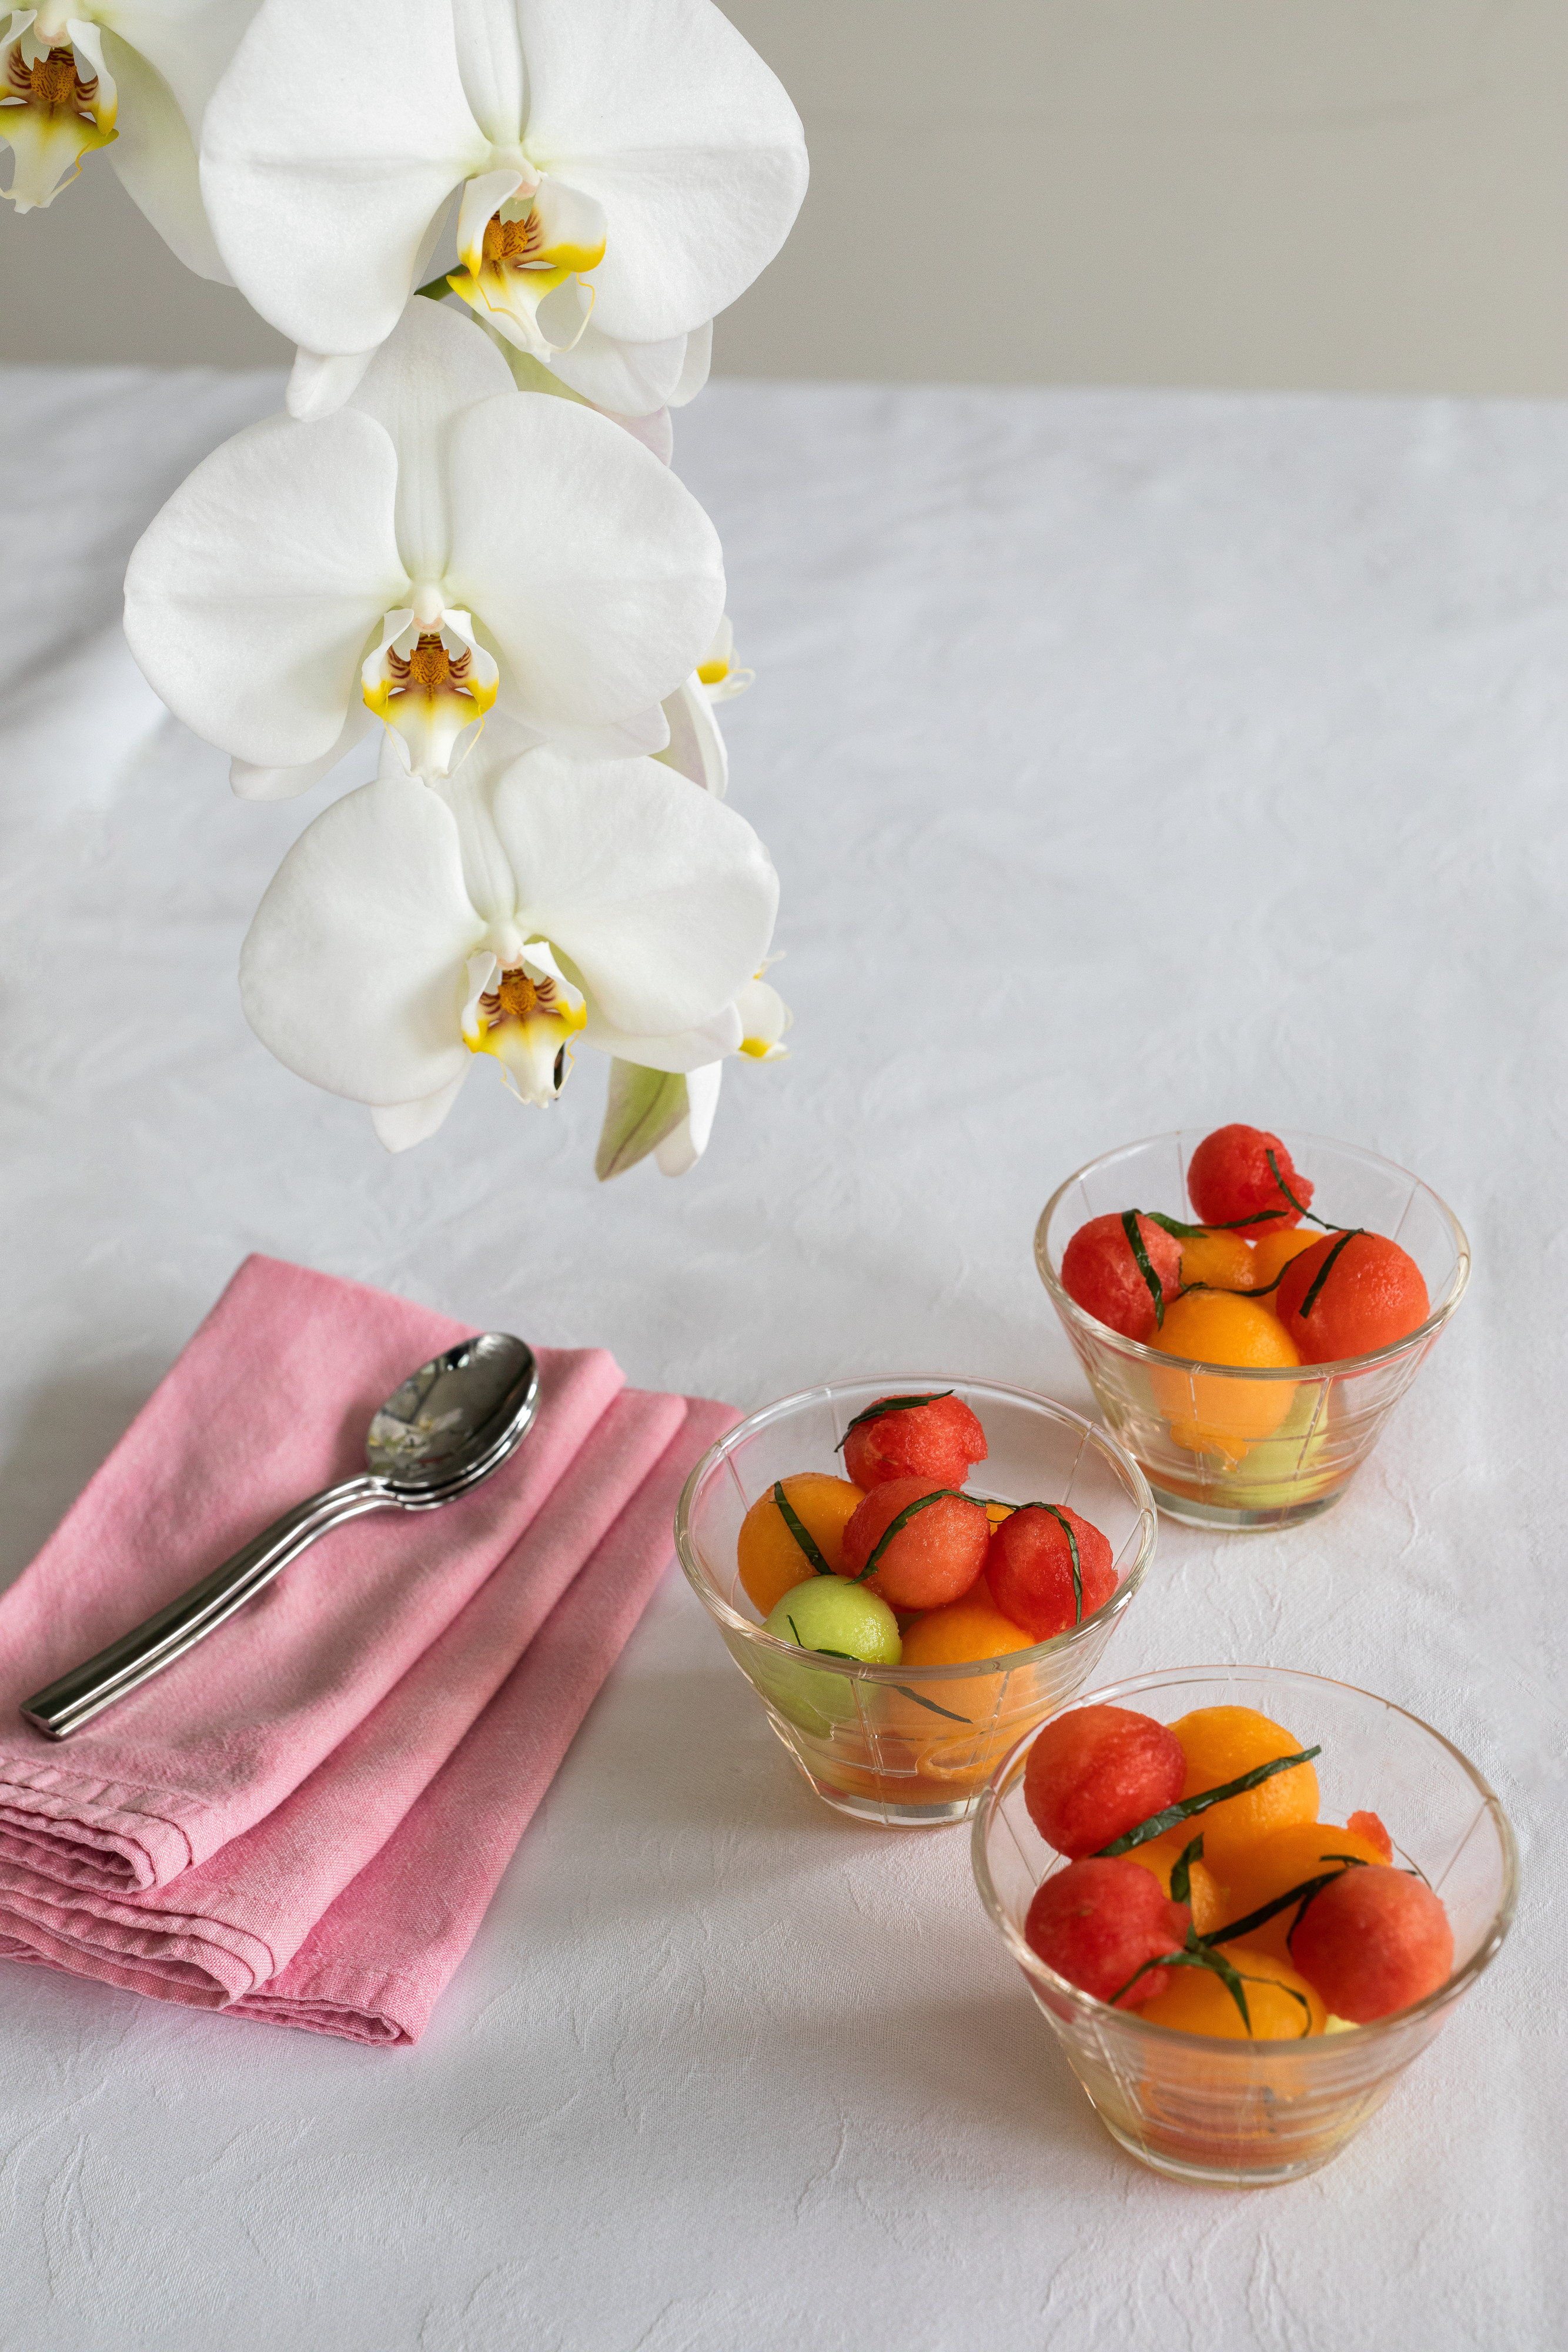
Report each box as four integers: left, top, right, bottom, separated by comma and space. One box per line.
1211, 1820, 1392, 1963
1122, 1829, 1228, 1937
1249, 1225, 1323, 1289
1149, 1290, 1300, 1456
897, 1592, 1037, 1669
1168, 1706, 1319, 1872
1178, 1230, 1257, 1291
736, 1473, 864, 1615
1136, 1944, 1328, 2039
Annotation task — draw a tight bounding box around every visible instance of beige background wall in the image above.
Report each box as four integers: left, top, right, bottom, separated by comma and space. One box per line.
3, 0, 1565, 392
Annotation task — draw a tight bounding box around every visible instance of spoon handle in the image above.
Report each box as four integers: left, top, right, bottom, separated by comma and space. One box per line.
18, 1476, 389, 1741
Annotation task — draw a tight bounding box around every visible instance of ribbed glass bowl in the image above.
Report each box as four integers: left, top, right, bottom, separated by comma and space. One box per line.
1035, 1131, 1470, 1529
675, 1378, 1157, 1828
972, 1665, 1516, 2185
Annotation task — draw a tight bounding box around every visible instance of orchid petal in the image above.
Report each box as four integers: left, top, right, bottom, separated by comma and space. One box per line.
517, 0, 807, 342
287, 346, 379, 423
546, 322, 693, 417
372, 1070, 468, 1152
123, 407, 408, 767
239, 769, 479, 1106
670, 319, 713, 408
657, 672, 727, 795
656, 1060, 723, 1176
200, 0, 488, 361
444, 393, 724, 728
450, 0, 524, 148
492, 744, 776, 1037
581, 997, 741, 1074
737, 973, 790, 1059
230, 703, 373, 801
96, 26, 226, 279
347, 297, 511, 583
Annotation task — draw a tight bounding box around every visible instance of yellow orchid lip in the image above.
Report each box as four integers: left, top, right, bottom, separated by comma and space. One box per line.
2, 27, 118, 211
446, 173, 607, 360
361, 614, 499, 779
464, 955, 587, 1106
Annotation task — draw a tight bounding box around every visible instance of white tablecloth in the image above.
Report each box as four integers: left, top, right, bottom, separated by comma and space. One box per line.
1, 367, 1560, 2350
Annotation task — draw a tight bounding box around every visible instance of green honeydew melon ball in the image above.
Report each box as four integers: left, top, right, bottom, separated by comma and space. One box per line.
763, 1576, 902, 1664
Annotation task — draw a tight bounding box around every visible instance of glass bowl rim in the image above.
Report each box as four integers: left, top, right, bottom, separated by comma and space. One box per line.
1034, 1128, 1471, 1380
971, 1661, 1519, 2053
673, 1375, 1158, 1685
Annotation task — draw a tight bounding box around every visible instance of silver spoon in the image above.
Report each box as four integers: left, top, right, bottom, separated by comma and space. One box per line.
20, 1332, 539, 1742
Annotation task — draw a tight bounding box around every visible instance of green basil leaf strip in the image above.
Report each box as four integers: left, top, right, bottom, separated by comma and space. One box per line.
785, 1612, 860, 1663
853, 1486, 972, 1583
1120, 1210, 1166, 1328
1179, 1269, 1288, 1301
1201, 1857, 1368, 1950
1105, 1943, 1249, 2026
772, 1480, 833, 1576
1169, 1833, 1205, 1910
1008, 1501, 1084, 1623
1146, 1209, 1286, 1238
894, 1685, 972, 1725
1265, 1147, 1343, 1233
1298, 1227, 1363, 1319
834, 1392, 955, 1452
1201, 1944, 1255, 2036
1094, 1745, 1323, 1856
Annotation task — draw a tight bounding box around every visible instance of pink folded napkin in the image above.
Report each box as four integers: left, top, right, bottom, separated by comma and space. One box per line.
0, 1256, 733, 2042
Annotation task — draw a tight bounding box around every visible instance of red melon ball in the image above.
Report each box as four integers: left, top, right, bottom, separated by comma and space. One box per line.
987, 1505, 1116, 1642
1188, 1124, 1314, 1237
842, 1391, 988, 1490
1060, 1212, 1182, 1344
1025, 1857, 1191, 2007
1290, 1866, 1453, 2023
1023, 1703, 1187, 1859
1275, 1230, 1430, 1363
838, 1478, 991, 1610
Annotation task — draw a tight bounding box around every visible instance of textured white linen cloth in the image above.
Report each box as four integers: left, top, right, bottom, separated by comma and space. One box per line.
0, 365, 1560, 2349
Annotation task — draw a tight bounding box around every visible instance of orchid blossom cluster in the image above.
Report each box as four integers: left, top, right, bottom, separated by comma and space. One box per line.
4, 0, 804, 1177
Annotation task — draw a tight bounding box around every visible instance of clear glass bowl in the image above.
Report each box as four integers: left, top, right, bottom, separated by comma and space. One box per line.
675, 1378, 1158, 1828
1035, 1131, 1470, 1529
972, 1665, 1516, 2186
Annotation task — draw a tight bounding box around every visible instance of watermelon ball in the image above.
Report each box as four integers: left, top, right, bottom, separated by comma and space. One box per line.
1060, 1212, 1182, 1343
839, 1478, 991, 1609
1290, 1865, 1454, 2023
1275, 1230, 1430, 1364
762, 1576, 901, 1665
1188, 1124, 1315, 1237
1023, 1703, 1187, 1858
1347, 1809, 1394, 1863
986, 1505, 1116, 1641
841, 1391, 988, 1490
1024, 1857, 1191, 2007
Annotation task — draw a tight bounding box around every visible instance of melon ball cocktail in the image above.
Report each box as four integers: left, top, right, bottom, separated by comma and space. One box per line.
1036, 1127, 1469, 1531
676, 1381, 1156, 1828
972, 1666, 1515, 2186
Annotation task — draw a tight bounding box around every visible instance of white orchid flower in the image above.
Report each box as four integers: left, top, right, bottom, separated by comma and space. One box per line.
123, 299, 724, 798
657, 618, 755, 797
239, 744, 779, 1154
2, 2, 252, 276
596, 970, 789, 1181
199, 0, 807, 422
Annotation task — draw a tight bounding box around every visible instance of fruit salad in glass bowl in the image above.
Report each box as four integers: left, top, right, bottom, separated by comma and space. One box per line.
676, 1380, 1156, 1828
972, 1666, 1516, 2186
1035, 1125, 1469, 1529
